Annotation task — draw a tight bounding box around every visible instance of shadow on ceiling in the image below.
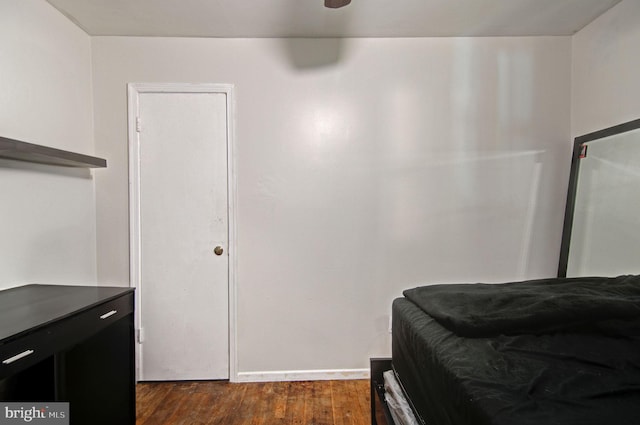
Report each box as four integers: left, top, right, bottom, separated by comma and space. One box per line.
279, 0, 353, 69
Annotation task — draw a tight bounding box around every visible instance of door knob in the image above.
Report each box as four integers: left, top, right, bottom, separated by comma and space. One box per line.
214, 246, 224, 256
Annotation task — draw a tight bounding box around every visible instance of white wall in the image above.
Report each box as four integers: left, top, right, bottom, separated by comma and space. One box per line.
0, 0, 97, 290
572, 0, 640, 136
567, 0, 640, 277
92, 36, 571, 377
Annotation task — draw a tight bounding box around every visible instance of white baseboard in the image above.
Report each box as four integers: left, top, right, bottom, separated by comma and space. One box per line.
234, 368, 370, 383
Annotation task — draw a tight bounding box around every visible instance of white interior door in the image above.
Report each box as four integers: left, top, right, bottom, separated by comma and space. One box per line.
135, 89, 229, 381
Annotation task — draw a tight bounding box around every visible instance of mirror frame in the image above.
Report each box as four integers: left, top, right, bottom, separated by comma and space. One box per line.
558, 117, 640, 277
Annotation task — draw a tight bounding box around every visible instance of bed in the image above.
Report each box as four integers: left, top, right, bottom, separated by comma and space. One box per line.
371, 274, 640, 425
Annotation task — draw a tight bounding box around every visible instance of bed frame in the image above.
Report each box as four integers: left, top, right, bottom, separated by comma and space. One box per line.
369, 358, 398, 425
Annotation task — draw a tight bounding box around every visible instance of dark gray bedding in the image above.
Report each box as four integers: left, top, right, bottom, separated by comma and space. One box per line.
392, 275, 640, 425
403, 275, 640, 337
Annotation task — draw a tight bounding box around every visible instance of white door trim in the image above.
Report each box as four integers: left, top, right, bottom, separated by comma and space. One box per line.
127, 83, 238, 382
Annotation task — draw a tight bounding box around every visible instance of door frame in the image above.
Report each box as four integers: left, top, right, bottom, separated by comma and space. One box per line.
127, 83, 238, 382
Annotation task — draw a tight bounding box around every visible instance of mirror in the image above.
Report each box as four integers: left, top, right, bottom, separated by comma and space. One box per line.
559, 118, 640, 277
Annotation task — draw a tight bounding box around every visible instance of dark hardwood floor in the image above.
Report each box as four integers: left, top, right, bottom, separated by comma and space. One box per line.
136, 380, 371, 425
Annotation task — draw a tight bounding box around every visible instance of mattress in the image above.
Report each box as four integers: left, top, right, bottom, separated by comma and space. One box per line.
392, 275, 640, 425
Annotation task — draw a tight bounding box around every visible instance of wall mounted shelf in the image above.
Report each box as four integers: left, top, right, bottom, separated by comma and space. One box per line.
0, 136, 106, 168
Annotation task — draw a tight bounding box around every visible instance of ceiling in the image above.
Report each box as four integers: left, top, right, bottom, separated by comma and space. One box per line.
46, 0, 622, 38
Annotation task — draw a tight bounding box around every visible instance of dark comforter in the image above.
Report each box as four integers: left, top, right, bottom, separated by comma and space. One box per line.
404, 275, 640, 337
395, 275, 640, 425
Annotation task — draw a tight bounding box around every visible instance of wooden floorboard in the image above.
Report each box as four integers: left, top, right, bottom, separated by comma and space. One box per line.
136, 380, 370, 425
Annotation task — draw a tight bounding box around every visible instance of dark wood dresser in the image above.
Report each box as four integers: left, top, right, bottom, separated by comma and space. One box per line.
0, 284, 135, 425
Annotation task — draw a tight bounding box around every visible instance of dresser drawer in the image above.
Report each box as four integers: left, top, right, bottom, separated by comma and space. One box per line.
49, 293, 134, 354
0, 327, 56, 380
